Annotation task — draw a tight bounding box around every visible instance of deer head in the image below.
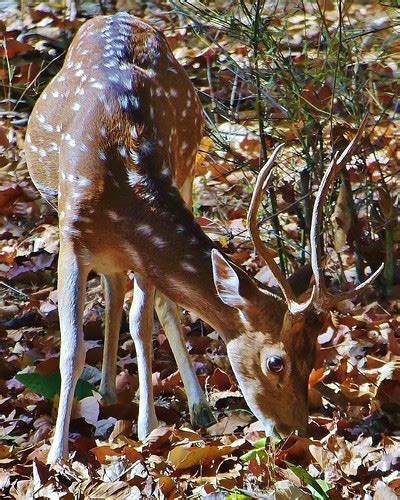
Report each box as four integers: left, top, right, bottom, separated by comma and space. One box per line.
212, 116, 383, 437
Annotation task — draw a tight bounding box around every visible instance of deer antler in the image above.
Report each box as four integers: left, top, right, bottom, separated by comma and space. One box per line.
247, 144, 315, 315
310, 115, 384, 310
248, 115, 383, 316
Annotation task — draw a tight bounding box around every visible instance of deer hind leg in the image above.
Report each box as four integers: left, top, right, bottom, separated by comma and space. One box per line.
99, 272, 126, 403
129, 274, 158, 440
155, 292, 215, 428
47, 242, 89, 464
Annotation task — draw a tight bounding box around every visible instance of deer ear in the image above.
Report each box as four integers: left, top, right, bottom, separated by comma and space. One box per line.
211, 249, 247, 309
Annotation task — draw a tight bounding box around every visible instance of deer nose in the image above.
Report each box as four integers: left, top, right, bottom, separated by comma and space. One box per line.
277, 407, 308, 437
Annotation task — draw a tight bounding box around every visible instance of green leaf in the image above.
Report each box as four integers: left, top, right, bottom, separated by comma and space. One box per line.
252, 438, 267, 448
226, 494, 252, 500
75, 378, 97, 400
240, 448, 266, 462
285, 462, 330, 500
240, 437, 281, 461
16, 372, 61, 400
225, 487, 256, 499
15, 372, 97, 401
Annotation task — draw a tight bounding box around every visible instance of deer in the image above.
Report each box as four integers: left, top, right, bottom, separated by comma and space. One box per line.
24, 12, 383, 464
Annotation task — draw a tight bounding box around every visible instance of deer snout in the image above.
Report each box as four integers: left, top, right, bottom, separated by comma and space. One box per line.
274, 396, 309, 437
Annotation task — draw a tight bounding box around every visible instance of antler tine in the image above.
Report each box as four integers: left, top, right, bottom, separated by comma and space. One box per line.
310, 115, 383, 309
248, 144, 315, 314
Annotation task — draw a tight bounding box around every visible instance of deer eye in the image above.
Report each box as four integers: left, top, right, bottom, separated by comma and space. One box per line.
266, 356, 285, 373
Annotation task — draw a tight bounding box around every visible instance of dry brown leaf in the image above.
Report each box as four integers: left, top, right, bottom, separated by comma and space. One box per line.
206, 414, 253, 436
167, 442, 241, 470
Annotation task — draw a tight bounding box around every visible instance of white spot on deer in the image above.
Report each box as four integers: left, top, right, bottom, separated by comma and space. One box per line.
37, 114, 45, 123
99, 150, 107, 160
30, 144, 38, 152
105, 61, 119, 69
181, 262, 197, 273
75, 62, 82, 69
39, 149, 47, 157
156, 87, 163, 97
118, 146, 128, 157
61, 172, 66, 181
129, 149, 140, 164
41, 123, 54, 132
108, 210, 122, 222
181, 141, 189, 151
42, 92, 47, 100
58, 75, 65, 82
176, 224, 186, 233
140, 141, 153, 155
129, 96, 139, 109
75, 87, 85, 95
186, 99, 192, 108
123, 78, 132, 91
149, 106, 155, 120
130, 126, 139, 140
160, 164, 171, 177
60, 211, 65, 219
170, 88, 177, 97
126, 169, 142, 187
72, 102, 81, 111
79, 143, 88, 152
75, 69, 84, 77
136, 224, 153, 236
91, 82, 104, 89
69, 138, 76, 147
118, 95, 129, 109
77, 176, 92, 188
49, 142, 59, 152
25, 133, 31, 143
151, 236, 166, 248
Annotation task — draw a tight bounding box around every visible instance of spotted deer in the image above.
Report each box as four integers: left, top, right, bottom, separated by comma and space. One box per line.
25, 13, 382, 464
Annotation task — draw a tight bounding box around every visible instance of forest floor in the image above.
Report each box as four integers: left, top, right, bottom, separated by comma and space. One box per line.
0, 1, 399, 498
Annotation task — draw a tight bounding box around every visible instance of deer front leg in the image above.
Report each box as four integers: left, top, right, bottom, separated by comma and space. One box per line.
155, 292, 215, 428
47, 244, 89, 465
130, 274, 158, 440
99, 272, 126, 403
